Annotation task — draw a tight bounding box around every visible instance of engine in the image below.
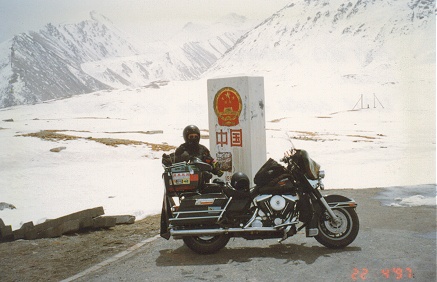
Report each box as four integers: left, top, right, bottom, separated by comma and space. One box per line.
251, 194, 299, 227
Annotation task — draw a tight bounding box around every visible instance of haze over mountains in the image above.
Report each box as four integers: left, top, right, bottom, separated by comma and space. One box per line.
0, 0, 434, 109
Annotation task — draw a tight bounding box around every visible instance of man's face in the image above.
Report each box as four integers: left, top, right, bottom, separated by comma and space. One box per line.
187, 133, 200, 145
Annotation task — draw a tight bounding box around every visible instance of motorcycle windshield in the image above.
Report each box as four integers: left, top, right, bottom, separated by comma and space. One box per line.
295, 150, 320, 180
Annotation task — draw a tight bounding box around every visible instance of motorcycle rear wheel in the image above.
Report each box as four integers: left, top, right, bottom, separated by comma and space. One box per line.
183, 234, 230, 254
315, 207, 359, 249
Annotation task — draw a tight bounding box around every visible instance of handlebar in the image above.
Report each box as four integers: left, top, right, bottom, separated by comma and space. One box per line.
280, 149, 297, 163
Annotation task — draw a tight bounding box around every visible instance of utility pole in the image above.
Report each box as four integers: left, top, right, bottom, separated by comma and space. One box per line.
353, 94, 363, 110
374, 93, 385, 108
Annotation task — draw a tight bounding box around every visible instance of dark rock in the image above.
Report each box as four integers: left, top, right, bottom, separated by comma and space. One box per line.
0, 202, 16, 210
50, 146, 66, 152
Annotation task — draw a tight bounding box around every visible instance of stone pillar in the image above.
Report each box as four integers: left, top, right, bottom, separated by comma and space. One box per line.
207, 76, 267, 185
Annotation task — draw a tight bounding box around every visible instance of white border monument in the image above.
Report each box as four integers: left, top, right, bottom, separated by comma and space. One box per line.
207, 76, 267, 184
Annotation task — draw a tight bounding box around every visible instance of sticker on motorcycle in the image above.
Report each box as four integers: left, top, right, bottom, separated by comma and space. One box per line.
195, 199, 215, 205
172, 172, 190, 185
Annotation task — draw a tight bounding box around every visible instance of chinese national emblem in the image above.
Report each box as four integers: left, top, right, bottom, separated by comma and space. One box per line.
214, 87, 242, 126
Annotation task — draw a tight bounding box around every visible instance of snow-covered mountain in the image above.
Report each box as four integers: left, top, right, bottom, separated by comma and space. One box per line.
205, 0, 435, 89
0, 12, 253, 108
0, 11, 140, 108
81, 13, 253, 88
0, 1, 434, 109
201, 0, 435, 114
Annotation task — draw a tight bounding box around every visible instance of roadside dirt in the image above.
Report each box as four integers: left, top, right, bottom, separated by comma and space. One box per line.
0, 214, 161, 282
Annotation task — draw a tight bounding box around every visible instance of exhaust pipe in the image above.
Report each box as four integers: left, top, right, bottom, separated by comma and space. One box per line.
170, 227, 280, 237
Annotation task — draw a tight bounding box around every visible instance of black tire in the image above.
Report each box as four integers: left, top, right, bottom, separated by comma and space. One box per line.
315, 207, 359, 249
182, 234, 230, 254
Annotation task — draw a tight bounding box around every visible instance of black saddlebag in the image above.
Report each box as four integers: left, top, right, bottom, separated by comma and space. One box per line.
170, 193, 229, 226
254, 158, 287, 186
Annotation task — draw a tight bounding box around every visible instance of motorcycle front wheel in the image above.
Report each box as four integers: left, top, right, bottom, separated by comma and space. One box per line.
182, 234, 230, 254
315, 207, 359, 249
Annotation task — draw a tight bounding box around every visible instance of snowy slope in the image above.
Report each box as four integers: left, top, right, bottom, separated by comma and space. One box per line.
0, 11, 139, 108
0, 79, 434, 230
81, 13, 255, 88
207, 0, 435, 79
205, 0, 435, 114
0, 12, 254, 106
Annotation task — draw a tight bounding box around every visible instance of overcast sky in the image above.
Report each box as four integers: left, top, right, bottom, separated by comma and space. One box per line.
0, 0, 291, 43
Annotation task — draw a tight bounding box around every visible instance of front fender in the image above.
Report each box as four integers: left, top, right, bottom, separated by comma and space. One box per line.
324, 194, 357, 208
306, 194, 357, 235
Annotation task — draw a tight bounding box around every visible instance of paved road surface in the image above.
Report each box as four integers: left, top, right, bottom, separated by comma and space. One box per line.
72, 187, 436, 282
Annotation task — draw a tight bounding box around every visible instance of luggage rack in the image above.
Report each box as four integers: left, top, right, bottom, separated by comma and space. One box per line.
169, 197, 233, 224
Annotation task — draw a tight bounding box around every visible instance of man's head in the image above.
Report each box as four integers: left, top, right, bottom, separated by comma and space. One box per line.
183, 125, 200, 146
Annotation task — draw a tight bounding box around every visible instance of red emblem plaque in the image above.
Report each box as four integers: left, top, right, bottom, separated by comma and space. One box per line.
213, 87, 242, 126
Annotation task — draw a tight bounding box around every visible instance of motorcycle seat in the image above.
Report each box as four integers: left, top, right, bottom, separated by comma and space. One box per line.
223, 186, 251, 199
201, 183, 223, 193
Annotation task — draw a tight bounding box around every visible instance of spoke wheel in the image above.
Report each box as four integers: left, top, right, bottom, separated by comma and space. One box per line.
315, 208, 359, 249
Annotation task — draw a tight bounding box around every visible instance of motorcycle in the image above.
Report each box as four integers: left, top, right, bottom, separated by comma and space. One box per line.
160, 148, 359, 254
